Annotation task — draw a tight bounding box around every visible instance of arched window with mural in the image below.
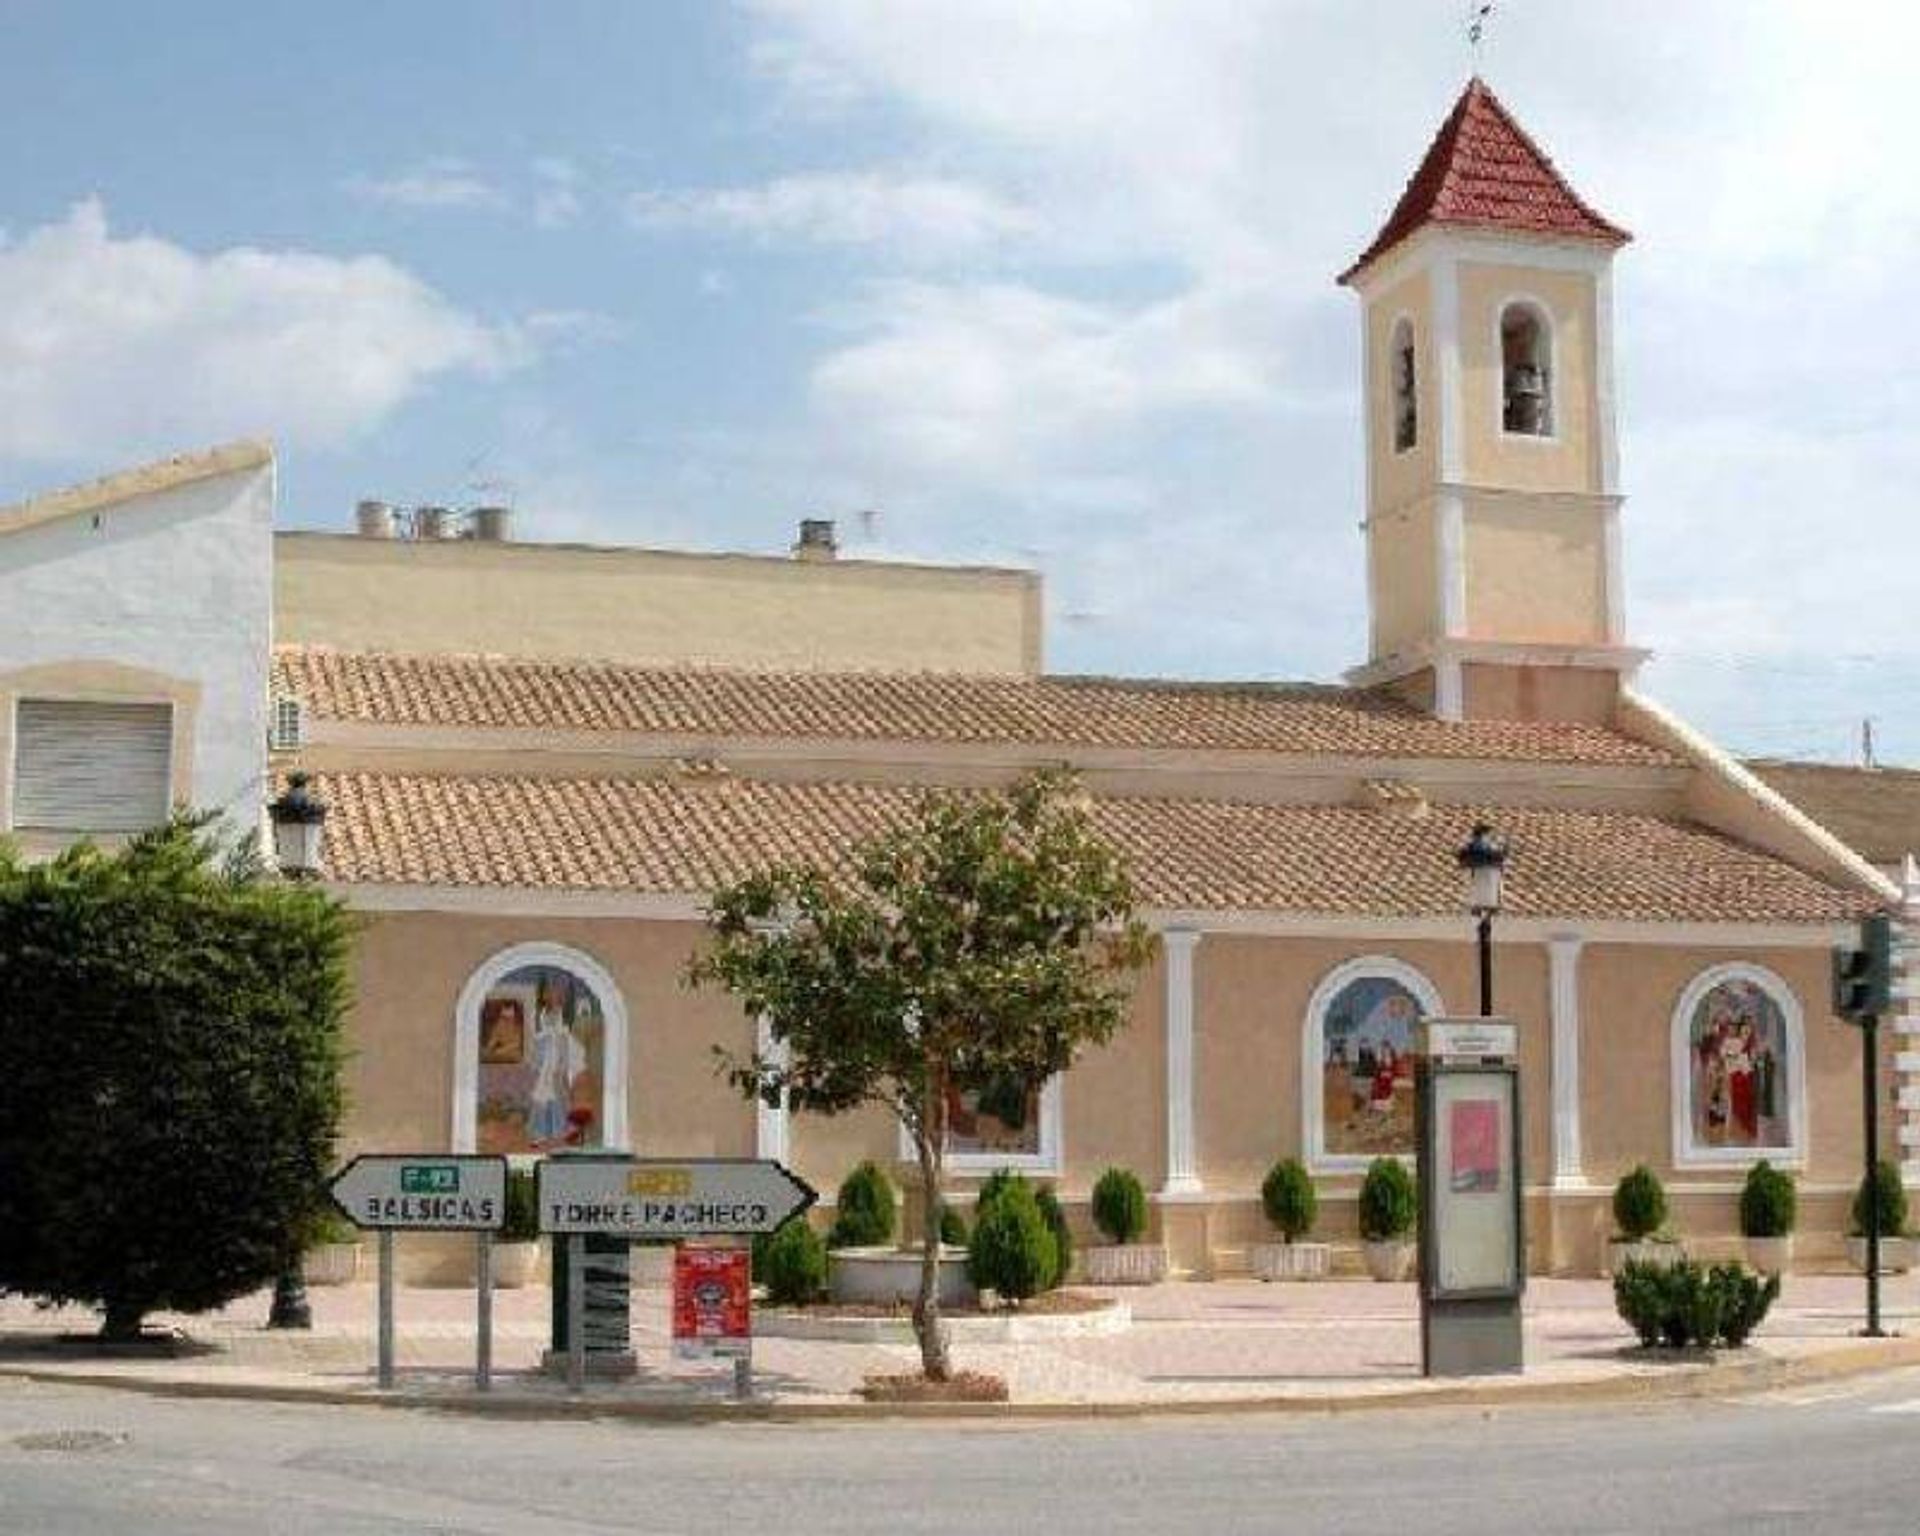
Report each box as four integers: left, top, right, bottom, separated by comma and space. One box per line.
1670, 963, 1805, 1168
1303, 956, 1444, 1172
452, 942, 630, 1155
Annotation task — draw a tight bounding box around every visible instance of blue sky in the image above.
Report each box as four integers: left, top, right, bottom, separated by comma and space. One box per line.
4, 2, 1919, 765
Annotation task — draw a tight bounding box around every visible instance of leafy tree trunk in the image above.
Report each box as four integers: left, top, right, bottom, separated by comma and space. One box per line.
912, 1066, 952, 1381
99, 1295, 145, 1343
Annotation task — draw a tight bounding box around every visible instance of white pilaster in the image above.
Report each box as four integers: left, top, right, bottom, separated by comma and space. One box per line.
755, 1014, 791, 1166
1593, 264, 1620, 496
1899, 857, 1920, 1185
1548, 934, 1586, 1188
1161, 928, 1203, 1196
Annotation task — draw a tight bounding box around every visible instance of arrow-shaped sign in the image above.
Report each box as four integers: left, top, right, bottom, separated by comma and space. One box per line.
329, 1154, 508, 1232
537, 1156, 816, 1238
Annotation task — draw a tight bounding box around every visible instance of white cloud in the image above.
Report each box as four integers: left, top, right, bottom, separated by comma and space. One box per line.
627, 171, 1038, 258
0, 200, 515, 461
532, 158, 584, 229
343, 158, 508, 212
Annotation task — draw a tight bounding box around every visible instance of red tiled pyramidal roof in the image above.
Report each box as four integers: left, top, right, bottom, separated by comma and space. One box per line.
1339, 77, 1630, 284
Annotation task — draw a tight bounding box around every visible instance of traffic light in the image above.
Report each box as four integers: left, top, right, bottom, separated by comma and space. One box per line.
1832, 912, 1893, 1023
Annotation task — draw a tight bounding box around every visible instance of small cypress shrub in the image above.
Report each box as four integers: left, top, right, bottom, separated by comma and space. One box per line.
1090, 1167, 1148, 1245
1612, 1258, 1779, 1350
1738, 1161, 1796, 1240
1612, 1164, 1668, 1242
1851, 1159, 1909, 1238
759, 1219, 827, 1305
966, 1178, 1057, 1306
973, 1168, 1020, 1222
827, 1160, 896, 1249
1357, 1157, 1416, 1242
1035, 1185, 1073, 1288
501, 1167, 540, 1243
1260, 1158, 1317, 1243
937, 1202, 969, 1247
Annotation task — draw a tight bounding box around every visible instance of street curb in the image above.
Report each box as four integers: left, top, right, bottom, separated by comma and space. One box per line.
5, 1332, 1920, 1423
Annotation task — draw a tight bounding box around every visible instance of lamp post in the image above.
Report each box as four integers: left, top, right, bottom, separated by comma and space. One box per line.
265, 773, 328, 1331
1457, 823, 1507, 1018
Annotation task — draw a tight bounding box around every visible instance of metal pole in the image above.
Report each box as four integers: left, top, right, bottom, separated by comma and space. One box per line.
1478, 914, 1494, 1018
567, 1233, 586, 1393
1866, 1010, 1885, 1337
734, 1265, 753, 1402
475, 1231, 493, 1392
377, 1230, 395, 1389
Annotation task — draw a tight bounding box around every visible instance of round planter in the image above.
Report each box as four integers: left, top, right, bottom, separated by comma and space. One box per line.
301, 1242, 360, 1286
1846, 1235, 1913, 1276
829, 1244, 976, 1308
1250, 1241, 1331, 1282
491, 1240, 541, 1289
1743, 1235, 1793, 1277
1606, 1238, 1683, 1278
1361, 1239, 1415, 1283
1083, 1243, 1169, 1286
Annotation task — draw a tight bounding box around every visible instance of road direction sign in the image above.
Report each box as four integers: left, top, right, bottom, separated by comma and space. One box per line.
537, 1156, 816, 1238
329, 1154, 507, 1231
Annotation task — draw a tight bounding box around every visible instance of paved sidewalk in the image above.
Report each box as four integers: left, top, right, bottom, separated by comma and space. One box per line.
5, 1273, 1919, 1414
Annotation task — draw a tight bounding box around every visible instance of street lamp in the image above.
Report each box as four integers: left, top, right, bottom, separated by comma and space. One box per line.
1457, 822, 1507, 1018
265, 773, 328, 1330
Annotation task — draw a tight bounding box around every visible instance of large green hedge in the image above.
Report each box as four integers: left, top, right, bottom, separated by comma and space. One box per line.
0, 820, 352, 1338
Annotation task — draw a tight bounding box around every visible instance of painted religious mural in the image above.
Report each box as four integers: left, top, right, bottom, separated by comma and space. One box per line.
475, 963, 606, 1155
945, 1074, 1041, 1158
1686, 978, 1790, 1152
1320, 974, 1421, 1158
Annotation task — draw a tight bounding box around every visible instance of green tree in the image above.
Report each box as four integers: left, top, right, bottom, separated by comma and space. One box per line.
0, 817, 352, 1339
689, 770, 1151, 1380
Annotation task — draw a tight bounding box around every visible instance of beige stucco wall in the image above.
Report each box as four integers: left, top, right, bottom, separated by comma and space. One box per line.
1462, 492, 1608, 645
1458, 262, 1597, 493
1367, 496, 1438, 660
343, 905, 1879, 1281
276, 533, 1043, 677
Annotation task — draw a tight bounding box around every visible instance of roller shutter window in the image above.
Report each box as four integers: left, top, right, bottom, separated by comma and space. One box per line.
12, 699, 173, 832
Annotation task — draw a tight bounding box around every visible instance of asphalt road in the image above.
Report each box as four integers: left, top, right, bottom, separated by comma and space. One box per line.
3, 1371, 1920, 1535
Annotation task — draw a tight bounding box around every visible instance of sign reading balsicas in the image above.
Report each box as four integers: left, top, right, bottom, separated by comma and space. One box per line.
537, 1156, 815, 1239
328, 1154, 508, 1231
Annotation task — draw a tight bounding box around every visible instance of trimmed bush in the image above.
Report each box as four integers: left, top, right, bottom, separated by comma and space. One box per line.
966, 1178, 1057, 1305
1738, 1161, 1796, 1240
501, 1167, 540, 1243
828, 1161, 897, 1249
760, 1220, 828, 1305
1035, 1185, 1073, 1288
1091, 1167, 1149, 1245
0, 819, 351, 1340
973, 1168, 1019, 1220
937, 1203, 969, 1247
1612, 1164, 1668, 1242
1851, 1159, 1909, 1238
1613, 1258, 1779, 1350
1357, 1158, 1416, 1243
1260, 1159, 1317, 1243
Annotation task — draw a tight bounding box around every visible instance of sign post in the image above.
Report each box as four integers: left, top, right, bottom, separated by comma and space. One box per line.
538, 1156, 816, 1397
673, 1246, 754, 1399
1416, 1019, 1525, 1378
327, 1154, 508, 1391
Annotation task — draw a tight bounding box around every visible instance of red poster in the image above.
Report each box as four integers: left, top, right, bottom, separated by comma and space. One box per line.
673, 1247, 751, 1359
1449, 1098, 1502, 1193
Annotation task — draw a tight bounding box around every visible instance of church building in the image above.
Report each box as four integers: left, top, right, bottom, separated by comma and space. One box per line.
2, 80, 1909, 1279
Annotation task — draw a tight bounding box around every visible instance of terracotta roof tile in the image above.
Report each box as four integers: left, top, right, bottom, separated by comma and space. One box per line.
274, 647, 1680, 770
314, 771, 1868, 925
1341, 78, 1630, 283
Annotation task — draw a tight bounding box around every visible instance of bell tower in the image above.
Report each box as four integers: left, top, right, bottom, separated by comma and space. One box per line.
1340, 79, 1644, 723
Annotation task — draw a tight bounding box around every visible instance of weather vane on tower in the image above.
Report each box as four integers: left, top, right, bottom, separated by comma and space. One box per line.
1467, 2, 1494, 69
